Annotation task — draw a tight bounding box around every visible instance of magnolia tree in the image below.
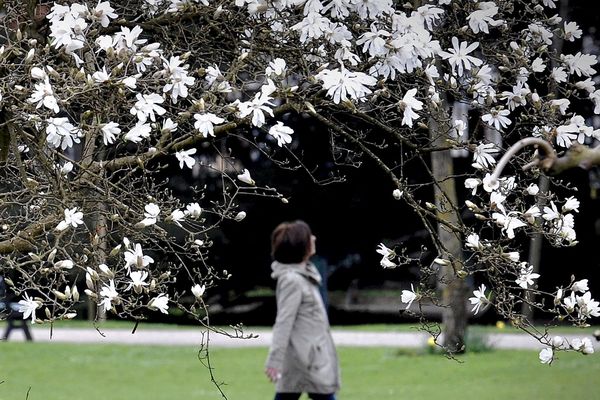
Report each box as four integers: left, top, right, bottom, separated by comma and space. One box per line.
1, 0, 600, 365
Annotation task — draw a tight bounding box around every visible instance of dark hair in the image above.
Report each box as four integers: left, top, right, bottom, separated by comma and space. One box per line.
271, 220, 312, 263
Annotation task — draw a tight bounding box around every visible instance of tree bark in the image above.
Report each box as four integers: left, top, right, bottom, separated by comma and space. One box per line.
429, 106, 468, 353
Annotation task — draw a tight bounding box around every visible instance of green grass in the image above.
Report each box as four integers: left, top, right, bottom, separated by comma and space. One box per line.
0, 343, 598, 400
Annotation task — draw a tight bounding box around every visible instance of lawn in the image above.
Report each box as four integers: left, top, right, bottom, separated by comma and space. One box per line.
0, 343, 598, 400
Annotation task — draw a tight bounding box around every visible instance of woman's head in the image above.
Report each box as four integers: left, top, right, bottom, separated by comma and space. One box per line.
271, 220, 316, 263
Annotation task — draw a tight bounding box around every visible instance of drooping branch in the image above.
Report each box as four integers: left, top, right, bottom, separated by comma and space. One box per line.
490, 138, 557, 184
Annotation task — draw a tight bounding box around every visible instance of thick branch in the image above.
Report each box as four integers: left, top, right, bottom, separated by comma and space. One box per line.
549, 144, 600, 174
491, 138, 600, 182
0, 216, 56, 254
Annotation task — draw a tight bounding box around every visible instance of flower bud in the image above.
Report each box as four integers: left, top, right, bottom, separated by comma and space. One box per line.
234, 211, 247, 222
53, 290, 67, 300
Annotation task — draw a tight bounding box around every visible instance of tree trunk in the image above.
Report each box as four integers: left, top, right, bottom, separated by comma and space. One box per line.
429, 107, 468, 353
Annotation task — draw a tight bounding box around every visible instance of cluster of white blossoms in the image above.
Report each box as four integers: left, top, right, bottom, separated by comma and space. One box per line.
538, 279, 599, 363
85, 237, 205, 314
6, 0, 600, 358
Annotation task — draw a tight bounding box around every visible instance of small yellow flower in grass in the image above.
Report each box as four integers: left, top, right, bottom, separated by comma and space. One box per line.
496, 321, 506, 329
427, 337, 436, 347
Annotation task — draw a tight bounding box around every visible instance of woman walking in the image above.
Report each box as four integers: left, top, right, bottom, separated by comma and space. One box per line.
265, 220, 340, 400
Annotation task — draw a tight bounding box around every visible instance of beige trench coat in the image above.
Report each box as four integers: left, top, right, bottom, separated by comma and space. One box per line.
265, 261, 340, 394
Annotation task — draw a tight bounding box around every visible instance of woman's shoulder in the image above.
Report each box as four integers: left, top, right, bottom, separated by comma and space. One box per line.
276, 269, 305, 283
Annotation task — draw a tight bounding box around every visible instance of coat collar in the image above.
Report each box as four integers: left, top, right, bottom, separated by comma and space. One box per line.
271, 260, 322, 285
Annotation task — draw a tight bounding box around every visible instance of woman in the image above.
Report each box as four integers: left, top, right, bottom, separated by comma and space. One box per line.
265, 220, 340, 400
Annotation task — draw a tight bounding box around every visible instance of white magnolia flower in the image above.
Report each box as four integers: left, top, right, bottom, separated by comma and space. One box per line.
469, 284, 489, 314
542, 202, 560, 221
236, 92, 275, 127
193, 113, 225, 137
101, 122, 121, 146
315, 66, 377, 104
583, 340, 595, 354
130, 93, 166, 123
376, 243, 394, 260
552, 335, 567, 349
169, 209, 186, 227
114, 25, 147, 52
524, 205, 541, 224
401, 284, 417, 310
473, 143, 498, 168
576, 292, 600, 319
563, 196, 580, 213
162, 118, 178, 133
127, 270, 149, 293
56, 207, 84, 231
59, 161, 74, 175
554, 288, 564, 305
531, 57, 546, 73
563, 292, 577, 312
467, 4, 502, 34
265, 58, 287, 76
551, 99, 571, 116
392, 189, 403, 200
46, 117, 81, 150
234, 211, 247, 222
30, 66, 48, 80
185, 203, 202, 219
528, 23, 553, 45
162, 56, 195, 103
562, 52, 597, 77
191, 284, 206, 299
515, 263, 540, 289
492, 212, 526, 239
28, 78, 60, 113
99, 279, 119, 312
237, 169, 255, 185
439, 37, 483, 76
526, 184, 539, 195
92, 1, 118, 27
121, 76, 137, 89
124, 123, 152, 143
268, 122, 294, 147
572, 279, 589, 293
550, 67, 567, 83
17, 293, 41, 323
482, 109, 511, 131
464, 178, 481, 195
138, 203, 160, 227
291, 12, 333, 43
398, 89, 423, 128
563, 21, 582, 42
539, 348, 553, 364
575, 78, 596, 93
465, 233, 482, 250
148, 294, 169, 314
124, 243, 154, 271
92, 66, 110, 83
54, 260, 74, 269
482, 173, 499, 192
175, 148, 197, 169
